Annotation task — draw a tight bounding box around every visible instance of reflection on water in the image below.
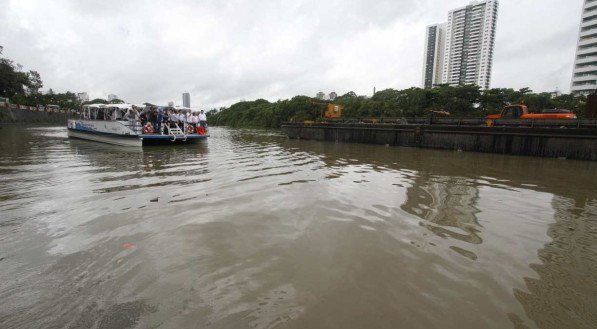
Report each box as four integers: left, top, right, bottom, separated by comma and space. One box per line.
402, 175, 482, 251
513, 196, 597, 329
0, 126, 596, 329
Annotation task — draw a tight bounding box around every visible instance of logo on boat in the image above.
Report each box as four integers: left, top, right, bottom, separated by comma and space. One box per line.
75, 121, 96, 132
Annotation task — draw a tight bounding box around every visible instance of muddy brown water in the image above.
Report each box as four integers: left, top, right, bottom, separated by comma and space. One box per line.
0, 126, 596, 329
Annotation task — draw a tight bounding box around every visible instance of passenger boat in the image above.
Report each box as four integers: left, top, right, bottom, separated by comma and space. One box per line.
67, 104, 209, 147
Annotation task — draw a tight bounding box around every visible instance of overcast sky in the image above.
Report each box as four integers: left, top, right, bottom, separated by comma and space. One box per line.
0, 0, 584, 109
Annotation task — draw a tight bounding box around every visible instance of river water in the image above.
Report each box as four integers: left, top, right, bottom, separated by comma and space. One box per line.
0, 126, 596, 329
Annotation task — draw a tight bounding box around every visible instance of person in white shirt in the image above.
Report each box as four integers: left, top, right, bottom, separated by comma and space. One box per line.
198, 110, 207, 128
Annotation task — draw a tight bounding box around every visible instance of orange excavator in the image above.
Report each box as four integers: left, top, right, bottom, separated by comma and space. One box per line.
485, 104, 577, 120
485, 104, 576, 126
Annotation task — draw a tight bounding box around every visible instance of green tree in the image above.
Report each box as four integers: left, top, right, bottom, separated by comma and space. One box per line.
27, 70, 43, 93
0, 46, 38, 97
85, 98, 108, 105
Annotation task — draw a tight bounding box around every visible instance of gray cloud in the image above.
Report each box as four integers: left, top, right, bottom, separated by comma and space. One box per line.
0, 0, 584, 109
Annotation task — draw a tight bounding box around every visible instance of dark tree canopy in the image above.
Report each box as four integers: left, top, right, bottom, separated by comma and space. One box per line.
209, 85, 587, 128
85, 98, 108, 105
0, 46, 44, 97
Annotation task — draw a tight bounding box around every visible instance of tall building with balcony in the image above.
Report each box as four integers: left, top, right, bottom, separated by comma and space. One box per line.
572, 0, 597, 95
441, 0, 499, 89
422, 23, 446, 88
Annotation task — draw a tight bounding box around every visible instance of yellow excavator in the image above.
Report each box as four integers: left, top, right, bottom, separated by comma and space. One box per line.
308, 100, 344, 119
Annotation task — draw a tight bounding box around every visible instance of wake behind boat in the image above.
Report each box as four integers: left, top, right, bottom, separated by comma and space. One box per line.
67, 103, 209, 147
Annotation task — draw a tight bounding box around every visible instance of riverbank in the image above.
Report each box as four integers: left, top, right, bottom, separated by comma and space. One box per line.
0, 106, 68, 124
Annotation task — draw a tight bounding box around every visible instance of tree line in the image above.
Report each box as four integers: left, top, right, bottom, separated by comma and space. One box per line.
209, 85, 587, 128
0, 45, 86, 109
0, 46, 129, 110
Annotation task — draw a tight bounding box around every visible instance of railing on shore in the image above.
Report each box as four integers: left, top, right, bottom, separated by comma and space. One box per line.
286, 117, 597, 129
0, 101, 75, 114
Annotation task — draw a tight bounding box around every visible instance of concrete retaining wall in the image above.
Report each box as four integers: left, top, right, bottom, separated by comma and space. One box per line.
281, 123, 597, 161
0, 106, 68, 124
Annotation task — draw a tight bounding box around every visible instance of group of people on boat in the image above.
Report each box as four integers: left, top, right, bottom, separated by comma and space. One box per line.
138, 107, 207, 135
76, 104, 208, 136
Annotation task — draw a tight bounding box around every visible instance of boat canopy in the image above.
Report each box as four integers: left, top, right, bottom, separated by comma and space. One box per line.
83, 103, 107, 108
105, 104, 136, 110
83, 103, 144, 110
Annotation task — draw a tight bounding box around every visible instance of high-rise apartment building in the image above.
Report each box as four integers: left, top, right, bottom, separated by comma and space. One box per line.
108, 94, 118, 101
422, 0, 499, 89
571, 0, 597, 95
182, 93, 190, 108
422, 23, 446, 89
443, 0, 498, 89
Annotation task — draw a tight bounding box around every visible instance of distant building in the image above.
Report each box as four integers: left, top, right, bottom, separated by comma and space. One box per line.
422, 23, 446, 89
76, 92, 89, 103
550, 88, 562, 99
183, 93, 190, 108
168, 101, 174, 106
329, 91, 338, 101
316, 91, 325, 100
108, 94, 118, 101
571, 0, 597, 95
423, 1, 499, 89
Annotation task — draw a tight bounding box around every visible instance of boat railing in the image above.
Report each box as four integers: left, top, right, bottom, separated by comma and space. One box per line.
168, 123, 187, 141
123, 120, 143, 135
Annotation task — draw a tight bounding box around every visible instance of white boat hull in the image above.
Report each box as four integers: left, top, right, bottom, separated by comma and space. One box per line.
67, 129, 142, 147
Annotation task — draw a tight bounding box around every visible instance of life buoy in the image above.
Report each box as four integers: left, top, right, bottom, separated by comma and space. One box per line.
186, 124, 195, 134
143, 125, 154, 134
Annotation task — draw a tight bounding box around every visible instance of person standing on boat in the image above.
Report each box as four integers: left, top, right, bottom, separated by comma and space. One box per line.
156, 107, 165, 134
190, 112, 198, 129
199, 110, 207, 128
125, 107, 140, 133
139, 107, 149, 125
124, 108, 138, 121
147, 107, 155, 130
168, 109, 178, 133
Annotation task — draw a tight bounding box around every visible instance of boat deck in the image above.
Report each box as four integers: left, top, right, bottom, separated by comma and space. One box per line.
141, 133, 208, 139
141, 133, 209, 145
